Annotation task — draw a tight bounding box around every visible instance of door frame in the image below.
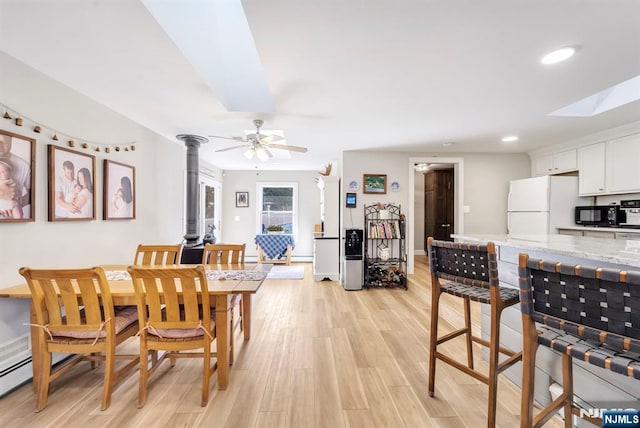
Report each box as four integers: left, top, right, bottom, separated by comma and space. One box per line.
408, 156, 464, 274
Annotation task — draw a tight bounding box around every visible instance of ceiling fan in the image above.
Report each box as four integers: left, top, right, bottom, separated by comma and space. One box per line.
209, 119, 308, 162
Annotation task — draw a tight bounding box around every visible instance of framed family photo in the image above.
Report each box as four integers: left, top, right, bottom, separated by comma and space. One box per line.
0, 129, 36, 222
104, 160, 135, 220
236, 191, 249, 207
48, 145, 96, 221
363, 174, 387, 194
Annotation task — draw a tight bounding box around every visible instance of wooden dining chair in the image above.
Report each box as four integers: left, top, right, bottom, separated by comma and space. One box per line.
202, 243, 246, 265
127, 265, 218, 407
202, 243, 246, 364
19, 267, 139, 412
133, 244, 183, 265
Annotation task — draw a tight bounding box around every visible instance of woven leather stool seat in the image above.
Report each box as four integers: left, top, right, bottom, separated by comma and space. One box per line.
440, 280, 520, 305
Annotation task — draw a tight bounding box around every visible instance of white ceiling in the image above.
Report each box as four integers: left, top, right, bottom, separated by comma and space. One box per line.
1, 0, 639, 171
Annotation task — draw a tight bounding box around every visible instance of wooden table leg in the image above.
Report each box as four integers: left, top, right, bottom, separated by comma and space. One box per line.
214, 294, 230, 390
241, 293, 252, 341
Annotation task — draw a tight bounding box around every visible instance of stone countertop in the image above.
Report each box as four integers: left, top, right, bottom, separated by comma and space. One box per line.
556, 225, 640, 233
450, 233, 640, 268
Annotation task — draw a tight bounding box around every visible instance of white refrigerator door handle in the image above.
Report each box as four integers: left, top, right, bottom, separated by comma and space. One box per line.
507, 193, 512, 211
507, 213, 511, 235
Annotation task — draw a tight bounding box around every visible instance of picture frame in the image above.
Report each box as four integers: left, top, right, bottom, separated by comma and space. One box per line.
236, 191, 249, 207
0, 129, 36, 222
363, 174, 387, 194
103, 160, 135, 220
48, 145, 96, 221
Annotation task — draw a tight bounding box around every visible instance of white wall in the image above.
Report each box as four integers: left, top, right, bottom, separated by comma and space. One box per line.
341, 151, 530, 233
0, 52, 185, 344
220, 170, 320, 258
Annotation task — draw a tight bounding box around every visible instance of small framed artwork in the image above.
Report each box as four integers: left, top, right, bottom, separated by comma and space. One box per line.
0, 129, 35, 222
363, 174, 387, 194
104, 160, 135, 220
236, 191, 249, 207
48, 145, 96, 221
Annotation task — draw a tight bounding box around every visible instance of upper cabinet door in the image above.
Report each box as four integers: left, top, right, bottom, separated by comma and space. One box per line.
553, 149, 577, 173
578, 142, 606, 195
606, 134, 640, 193
532, 149, 577, 176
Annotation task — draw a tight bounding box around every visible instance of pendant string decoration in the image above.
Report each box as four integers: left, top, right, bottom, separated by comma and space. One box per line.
1, 102, 136, 153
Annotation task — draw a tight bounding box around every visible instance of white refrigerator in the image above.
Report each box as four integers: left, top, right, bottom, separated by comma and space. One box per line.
507, 176, 586, 238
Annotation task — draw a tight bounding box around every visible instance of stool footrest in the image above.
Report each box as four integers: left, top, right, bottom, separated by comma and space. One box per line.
435, 327, 469, 345
435, 351, 489, 384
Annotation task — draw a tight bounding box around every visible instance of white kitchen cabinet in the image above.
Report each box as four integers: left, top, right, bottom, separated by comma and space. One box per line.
578, 142, 606, 195
606, 134, 640, 193
533, 149, 577, 176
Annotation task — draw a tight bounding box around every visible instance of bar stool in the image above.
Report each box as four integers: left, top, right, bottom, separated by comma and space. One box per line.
427, 238, 522, 427
519, 253, 640, 427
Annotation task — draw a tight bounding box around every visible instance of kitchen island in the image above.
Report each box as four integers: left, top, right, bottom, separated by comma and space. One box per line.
450, 233, 640, 415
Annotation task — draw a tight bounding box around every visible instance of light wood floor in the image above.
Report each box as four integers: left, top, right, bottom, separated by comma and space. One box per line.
0, 257, 563, 427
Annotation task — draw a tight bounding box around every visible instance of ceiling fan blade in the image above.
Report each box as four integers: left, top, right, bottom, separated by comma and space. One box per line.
215, 144, 251, 152
268, 143, 308, 153
259, 134, 284, 144
208, 135, 246, 142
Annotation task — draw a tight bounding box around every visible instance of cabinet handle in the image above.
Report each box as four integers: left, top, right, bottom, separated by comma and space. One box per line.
598, 188, 604, 191
441, 224, 451, 227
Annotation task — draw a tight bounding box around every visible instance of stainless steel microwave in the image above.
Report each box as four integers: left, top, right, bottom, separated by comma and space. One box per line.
575, 205, 625, 227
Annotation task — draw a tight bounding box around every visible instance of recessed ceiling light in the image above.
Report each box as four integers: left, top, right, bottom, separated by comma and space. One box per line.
541, 46, 577, 65
502, 135, 519, 143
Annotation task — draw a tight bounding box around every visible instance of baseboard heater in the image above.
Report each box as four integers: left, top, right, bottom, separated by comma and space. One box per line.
0, 335, 67, 397
0, 335, 32, 397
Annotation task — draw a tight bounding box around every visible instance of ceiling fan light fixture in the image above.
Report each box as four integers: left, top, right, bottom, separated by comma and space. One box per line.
244, 148, 255, 160
256, 146, 271, 162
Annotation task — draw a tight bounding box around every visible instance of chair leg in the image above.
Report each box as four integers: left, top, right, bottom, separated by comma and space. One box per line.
464, 298, 474, 369
138, 344, 149, 408
487, 306, 502, 428
428, 284, 441, 397
35, 351, 52, 412
101, 343, 116, 410
520, 317, 538, 428
202, 339, 211, 407
562, 354, 573, 428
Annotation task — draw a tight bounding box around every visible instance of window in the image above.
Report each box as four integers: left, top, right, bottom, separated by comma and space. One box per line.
256, 182, 297, 237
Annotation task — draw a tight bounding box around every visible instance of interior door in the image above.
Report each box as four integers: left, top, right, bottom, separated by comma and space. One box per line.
424, 168, 454, 246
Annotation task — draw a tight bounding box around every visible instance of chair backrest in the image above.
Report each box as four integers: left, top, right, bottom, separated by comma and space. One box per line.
127, 265, 209, 331
19, 267, 116, 337
427, 237, 498, 289
134, 244, 182, 265
202, 243, 246, 265
519, 253, 640, 344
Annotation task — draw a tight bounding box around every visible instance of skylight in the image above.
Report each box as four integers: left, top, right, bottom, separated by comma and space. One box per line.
549, 75, 640, 117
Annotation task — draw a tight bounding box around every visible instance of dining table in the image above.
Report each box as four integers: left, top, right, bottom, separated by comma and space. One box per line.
0, 263, 271, 392
254, 233, 295, 265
